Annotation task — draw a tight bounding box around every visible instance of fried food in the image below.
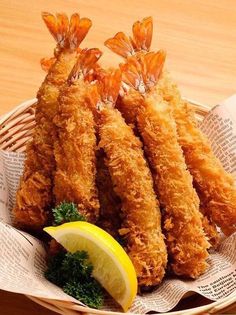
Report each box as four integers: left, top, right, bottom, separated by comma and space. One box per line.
97, 69, 167, 286
13, 13, 92, 231
96, 148, 121, 238
201, 210, 220, 248
53, 49, 102, 223
105, 17, 220, 247
153, 70, 236, 235
120, 53, 210, 278
143, 74, 222, 246
173, 100, 236, 236
105, 16, 152, 126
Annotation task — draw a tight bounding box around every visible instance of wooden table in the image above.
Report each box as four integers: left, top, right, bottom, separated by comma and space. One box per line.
0, 0, 236, 314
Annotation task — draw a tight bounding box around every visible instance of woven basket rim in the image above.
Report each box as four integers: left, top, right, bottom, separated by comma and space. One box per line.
26, 292, 236, 315
0, 98, 37, 124
1, 98, 236, 315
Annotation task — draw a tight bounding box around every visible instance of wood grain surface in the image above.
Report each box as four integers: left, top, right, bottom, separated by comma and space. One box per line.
1, 0, 236, 116
0, 0, 236, 314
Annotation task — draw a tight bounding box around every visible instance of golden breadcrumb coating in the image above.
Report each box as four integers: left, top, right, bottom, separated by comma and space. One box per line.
120, 82, 219, 248
119, 52, 210, 277
136, 94, 210, 278
201, 212, 220, 248
13, 50, 78, 231
53, 79, 100, 223
98, 105, 167, 286
156, 71, 236, 236
104, 15, 222, 246
13, 13, 92, 231
96, 149, 121, 238
119, 67, 221, 246
116, 91, 143, 126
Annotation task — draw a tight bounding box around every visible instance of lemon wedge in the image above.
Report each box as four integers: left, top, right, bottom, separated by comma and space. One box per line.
44, 221, 137, 311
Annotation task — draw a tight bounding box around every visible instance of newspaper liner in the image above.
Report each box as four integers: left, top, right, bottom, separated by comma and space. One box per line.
0, 95, 236, 314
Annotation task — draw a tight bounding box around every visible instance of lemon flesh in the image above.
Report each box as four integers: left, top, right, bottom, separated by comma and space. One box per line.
44, 221, 137, 311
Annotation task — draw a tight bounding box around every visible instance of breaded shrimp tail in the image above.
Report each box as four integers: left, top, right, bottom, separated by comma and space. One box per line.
105, 17, 154, 125
42, 12, 92, 49
105, 16, 152, 57
106, 17, 220, 247
121, 53, 210, 278
118, 51, 165, 124
96, 70, 122, 237
97, 69, 167, 286
173, 101, 236, 236
53, 48, 102, 223
13, 13, 92, 231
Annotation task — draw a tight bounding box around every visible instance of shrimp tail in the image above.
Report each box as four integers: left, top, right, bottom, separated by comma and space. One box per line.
42, 12, 92, 49
97, 69, 122, 106
120, 50, 166, 93
105, 17, 153, 57
105, 32, 135, 58
143, 50, 166, 86
68, 48, 102, 82
132, 16, 153, 51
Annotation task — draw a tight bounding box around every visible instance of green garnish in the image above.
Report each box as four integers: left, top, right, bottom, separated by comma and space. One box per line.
52, 202, 86, 225
63, 280, 103, 309
48, 203, 102, 307
45, 251, 103, 308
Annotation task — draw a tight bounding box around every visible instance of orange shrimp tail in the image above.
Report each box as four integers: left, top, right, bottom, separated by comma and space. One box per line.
97, 69, 121, 105
68, 48, 102, 83
105, 16, 153, 58
105, 32, 134, 58
120, 57, 144, 92
68, 14, 92, 49
42, 12, 69, 47
120, 50, 166, 92
132, 16, 153, 51
42, 12, 92, 49
143, 50, 166, 86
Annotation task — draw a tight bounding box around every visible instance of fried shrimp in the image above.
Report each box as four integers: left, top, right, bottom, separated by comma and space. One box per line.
13, 13, 92, 231
105, 16, 152, 125
154, 72, 236, 236
97, 69, 167, 286
201, 209, 220, 248
105, 17, 220, 247
170, 100, 236, 236
96, 148, 121, 238
53, 49, 102, 223
120, 53, 210, 278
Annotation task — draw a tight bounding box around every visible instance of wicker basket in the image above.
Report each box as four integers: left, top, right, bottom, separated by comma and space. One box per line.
1, 99, 236, 315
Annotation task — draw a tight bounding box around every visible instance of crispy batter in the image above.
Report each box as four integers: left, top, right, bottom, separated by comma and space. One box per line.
53, 50, 101, 223
137, 94, 210, 277
13, 46, 78, 231
105, 17, 221, 246
201, 212, 220, 249
116, 91, 143, 126
120, 53, 210, 278
99, 106, 167, 286
97, 69, 167, 286
120, 73, 219, 247
156, 72, 236, 236
96, 149, 121, 238
151, 71, 222, 244
13, 13, 92, 231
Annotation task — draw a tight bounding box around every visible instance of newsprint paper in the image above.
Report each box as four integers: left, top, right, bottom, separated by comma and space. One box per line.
0, 95, 236, 314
